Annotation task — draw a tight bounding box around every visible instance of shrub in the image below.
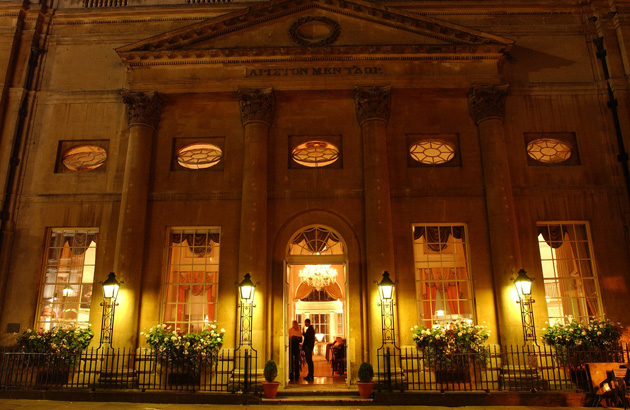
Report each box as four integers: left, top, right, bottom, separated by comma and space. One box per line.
17, 325, 94, 368
142, 324, 225, 373
358, 361, 373, 382
264, 359, 278, 382
412, 320, 489, 370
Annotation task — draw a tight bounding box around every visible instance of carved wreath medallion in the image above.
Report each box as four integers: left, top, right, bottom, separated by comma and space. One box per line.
289, 16, 340, 47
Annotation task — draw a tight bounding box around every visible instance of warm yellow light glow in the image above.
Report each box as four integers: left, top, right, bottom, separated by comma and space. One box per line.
513, 269, 533, 299
62, 286, 74, 297
315, 333, 324, 342
238, 273, 256, 303
102, 272, 120, 300
377, 271, 395, 301
436, 310, 445, 317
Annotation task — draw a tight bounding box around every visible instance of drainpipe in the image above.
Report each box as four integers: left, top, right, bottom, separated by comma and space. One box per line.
593, 37, 630, 205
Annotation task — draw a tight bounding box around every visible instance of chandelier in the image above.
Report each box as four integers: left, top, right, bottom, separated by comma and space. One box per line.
298, 265, 338, 290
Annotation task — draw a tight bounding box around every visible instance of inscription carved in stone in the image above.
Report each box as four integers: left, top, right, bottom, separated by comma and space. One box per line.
121, 90, 162, 129
238, 88, 275, 127
354, 85, 391, 125
469, 84, 509, 124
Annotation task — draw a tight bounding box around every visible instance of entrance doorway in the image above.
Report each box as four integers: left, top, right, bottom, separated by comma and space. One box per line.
285, 226, 348, 387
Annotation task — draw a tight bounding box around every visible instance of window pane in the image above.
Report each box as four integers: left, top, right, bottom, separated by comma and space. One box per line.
37, 229, 98, 330
537, 222, 602, 325
163, 228, 220, 333
413, 225, 474, 327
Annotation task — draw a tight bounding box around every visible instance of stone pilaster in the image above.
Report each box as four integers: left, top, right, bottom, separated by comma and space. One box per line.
237, 88, 274, 356
469, 84, 523, 345
355, 86, 396, 356
113, 90, 162, 348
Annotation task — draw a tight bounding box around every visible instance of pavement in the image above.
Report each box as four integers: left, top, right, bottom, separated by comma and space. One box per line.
0, 401, 596, 410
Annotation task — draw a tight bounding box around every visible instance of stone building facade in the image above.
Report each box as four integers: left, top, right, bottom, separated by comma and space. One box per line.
0, 0, 629, 385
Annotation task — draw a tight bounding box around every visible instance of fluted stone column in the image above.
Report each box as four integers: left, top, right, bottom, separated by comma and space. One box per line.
237, 88, 274, 355
114, 91, 161, 348
355, 86, 396, 354
469, 84, 523, 345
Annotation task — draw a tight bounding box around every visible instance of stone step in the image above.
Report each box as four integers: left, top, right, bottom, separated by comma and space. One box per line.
276, 389, 359, 396
261, 396, 372, 405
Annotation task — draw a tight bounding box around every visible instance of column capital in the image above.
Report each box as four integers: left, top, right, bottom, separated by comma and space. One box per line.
469, 84, 509, 125
121, 90, 162, 129
238, 88, 275, 127
354, 85, 391, 125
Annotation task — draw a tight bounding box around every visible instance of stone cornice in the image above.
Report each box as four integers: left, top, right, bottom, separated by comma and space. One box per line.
116, 0, 514, 55
119, 43, 509, 66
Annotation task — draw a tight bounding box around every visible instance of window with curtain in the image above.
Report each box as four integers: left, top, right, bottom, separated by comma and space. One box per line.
413, 224, 474, 327
309, 313, 329, 342
37, 228, 98, 330
163, 228, 220, 333
537, 222, 602, 325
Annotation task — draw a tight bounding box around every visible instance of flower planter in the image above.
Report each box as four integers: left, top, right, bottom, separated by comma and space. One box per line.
356, 381, 374, 398
262, 381, 280, 398
167, 371, 201, 387
36, 368, 70, 386
435, 369, 470, 384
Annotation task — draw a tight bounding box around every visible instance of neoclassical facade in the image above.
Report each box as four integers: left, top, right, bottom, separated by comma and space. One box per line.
0, 0, 629, 385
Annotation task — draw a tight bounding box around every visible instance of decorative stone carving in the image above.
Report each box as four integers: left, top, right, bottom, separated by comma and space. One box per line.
468, 84, 509, 125
121, 90, 162, 129
289, 16, 340, 47
354, 86, 391, 125
238, 88, 275, 127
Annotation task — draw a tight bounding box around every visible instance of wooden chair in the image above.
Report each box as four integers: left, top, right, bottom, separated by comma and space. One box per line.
331, 345, 346, 376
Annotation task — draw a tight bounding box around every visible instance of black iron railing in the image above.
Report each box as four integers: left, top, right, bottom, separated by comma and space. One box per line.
377, 343, 630, 393
0, 348, 258, 392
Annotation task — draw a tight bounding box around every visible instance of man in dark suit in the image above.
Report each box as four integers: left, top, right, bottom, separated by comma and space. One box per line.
302, 318, 315, 381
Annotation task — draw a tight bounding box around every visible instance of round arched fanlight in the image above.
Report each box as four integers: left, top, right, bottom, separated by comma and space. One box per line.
292, 141, 340, 168
62, 145, 107, 171
409, 139, 456, 165
176, 143, 223, 169
289, 16, 340, 47
526, 138, 572, 164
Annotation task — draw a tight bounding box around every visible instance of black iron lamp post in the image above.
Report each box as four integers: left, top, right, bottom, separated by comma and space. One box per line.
377, 271, 396, 345
512, 269, 537, 344
99, 272, 121, 349
237, 273, 256, 348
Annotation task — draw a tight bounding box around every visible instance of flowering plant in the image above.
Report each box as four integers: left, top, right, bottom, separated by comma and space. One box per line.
17, 325, 94, 368
542, 318, 623, 366
412, 321, 489, 370
142, 324, 225, 373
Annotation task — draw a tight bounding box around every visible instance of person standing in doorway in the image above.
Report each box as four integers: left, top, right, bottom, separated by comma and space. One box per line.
302, 318, 315, 381
288, 320, 302, 382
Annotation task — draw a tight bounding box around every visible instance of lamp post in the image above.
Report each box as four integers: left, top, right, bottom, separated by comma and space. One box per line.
99, 272, 121, 349
377, 271, 396, 346
512, 269, 537, 344
237, 273, 256, 348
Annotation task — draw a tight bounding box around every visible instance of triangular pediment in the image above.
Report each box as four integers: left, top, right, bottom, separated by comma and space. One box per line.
117, 0, 513, 66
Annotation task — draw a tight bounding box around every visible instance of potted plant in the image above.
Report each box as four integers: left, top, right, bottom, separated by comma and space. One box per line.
142, 324, 225, 387
17, 325, 94, 385
356, 361, 374, 398
412, 320, 489, 383
262, 359, 280, 398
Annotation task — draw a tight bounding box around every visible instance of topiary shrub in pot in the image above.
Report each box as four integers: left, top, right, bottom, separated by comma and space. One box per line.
356, 361, 374, 399
262, 359, 280, 398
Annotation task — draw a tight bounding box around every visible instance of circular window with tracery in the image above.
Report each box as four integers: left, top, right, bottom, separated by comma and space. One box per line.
62, 145, 107, 171
409, 139, 456, 165
292, 141, 340, 168
526, 138, 572, 164
176, 143, 223, 169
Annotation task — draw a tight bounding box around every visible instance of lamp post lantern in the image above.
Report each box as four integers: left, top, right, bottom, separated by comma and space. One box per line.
237, 273, 256, 348
99, 272, 121, 349
377, 271, 396, 346
512, 269, 537, 344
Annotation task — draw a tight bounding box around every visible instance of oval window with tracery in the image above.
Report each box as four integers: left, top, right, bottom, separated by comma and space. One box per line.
409, 139, 456, 165
292, 141, 340, 168
63, 145, 107, 171
177, 143, 223, 169
526, 138, 572, 164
